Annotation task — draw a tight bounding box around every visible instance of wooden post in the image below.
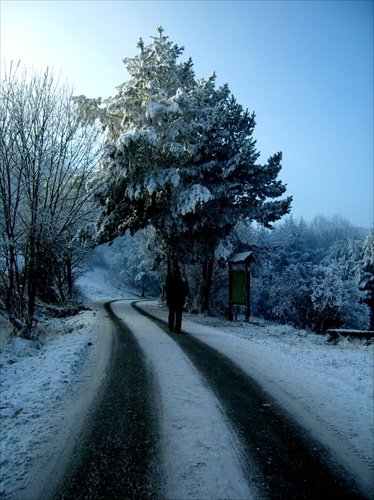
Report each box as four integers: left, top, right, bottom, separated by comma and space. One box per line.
245, 266, 250, 322
228, 262, 233, 321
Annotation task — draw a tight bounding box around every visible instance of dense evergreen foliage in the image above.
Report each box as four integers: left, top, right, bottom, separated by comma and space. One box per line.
74, 28, 292, 312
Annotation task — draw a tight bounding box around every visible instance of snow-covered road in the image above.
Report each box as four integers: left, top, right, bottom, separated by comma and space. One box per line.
110, 299, 254, 499
137, 301, 374, 498
0, 267, 373, 498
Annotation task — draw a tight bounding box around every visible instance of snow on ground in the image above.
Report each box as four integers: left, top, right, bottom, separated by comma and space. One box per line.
0, 267, 373, 498
0, 268, 131, 499
138, 301, 374, 497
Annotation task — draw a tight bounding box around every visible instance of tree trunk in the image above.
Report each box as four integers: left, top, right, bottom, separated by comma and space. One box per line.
66, 252, 73, 300
26, 235, 37, 335
201, 259, 214, 314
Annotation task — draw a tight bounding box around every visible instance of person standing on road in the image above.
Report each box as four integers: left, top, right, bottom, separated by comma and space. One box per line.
165, 259, 188, 333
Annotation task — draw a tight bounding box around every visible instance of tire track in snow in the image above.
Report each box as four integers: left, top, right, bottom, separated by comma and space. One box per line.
110, 299, 255, 500
133, 301, 367, 499
255, 372, 374, 497
54, 301, 160, 499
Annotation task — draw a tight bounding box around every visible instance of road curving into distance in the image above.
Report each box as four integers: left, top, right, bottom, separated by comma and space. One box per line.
54, 299, 368, 499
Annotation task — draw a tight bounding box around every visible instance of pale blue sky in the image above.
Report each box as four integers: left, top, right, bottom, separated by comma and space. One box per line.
1, 0, 373, 228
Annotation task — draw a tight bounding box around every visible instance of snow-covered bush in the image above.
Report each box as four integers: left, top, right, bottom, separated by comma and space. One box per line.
249, 216, 372, 332
269, 264, 313, 327
310, 264, 370, 332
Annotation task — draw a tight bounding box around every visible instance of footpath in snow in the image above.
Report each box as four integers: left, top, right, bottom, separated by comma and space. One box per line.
0, 267, 373, 498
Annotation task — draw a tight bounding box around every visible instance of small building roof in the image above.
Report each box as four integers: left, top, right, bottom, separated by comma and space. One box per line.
229, 251, 255, 264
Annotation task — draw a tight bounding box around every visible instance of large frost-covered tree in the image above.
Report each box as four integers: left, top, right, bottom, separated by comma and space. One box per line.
75, 27, 292, 312
0, 65, 100, 335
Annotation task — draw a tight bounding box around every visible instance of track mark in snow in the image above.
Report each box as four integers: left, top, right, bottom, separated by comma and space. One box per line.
110, 300, 255, 500
54, 301, 160, 499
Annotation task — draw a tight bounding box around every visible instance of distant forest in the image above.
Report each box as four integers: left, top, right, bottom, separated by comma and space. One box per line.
96, 214, 374, 333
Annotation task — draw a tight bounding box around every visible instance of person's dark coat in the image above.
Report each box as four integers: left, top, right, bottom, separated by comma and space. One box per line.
165, 266, 188, 333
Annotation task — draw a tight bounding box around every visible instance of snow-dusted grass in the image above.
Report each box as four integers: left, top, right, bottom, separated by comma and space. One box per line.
0, 267, 373, 498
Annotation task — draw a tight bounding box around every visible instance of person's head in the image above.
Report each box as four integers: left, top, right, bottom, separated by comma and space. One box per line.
168, 258, 181, 278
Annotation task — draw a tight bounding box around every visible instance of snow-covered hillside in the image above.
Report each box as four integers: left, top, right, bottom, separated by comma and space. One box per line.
0, 267, 373, 498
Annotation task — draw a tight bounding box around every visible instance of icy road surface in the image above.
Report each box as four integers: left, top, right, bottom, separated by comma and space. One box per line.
54, 300, 368, 498
53, 299, 254, 499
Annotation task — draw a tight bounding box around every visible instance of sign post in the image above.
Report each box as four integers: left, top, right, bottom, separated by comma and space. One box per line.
229, 252, 255, 322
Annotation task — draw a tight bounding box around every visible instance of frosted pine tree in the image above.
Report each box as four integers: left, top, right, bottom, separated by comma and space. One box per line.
74, 27, 292, 312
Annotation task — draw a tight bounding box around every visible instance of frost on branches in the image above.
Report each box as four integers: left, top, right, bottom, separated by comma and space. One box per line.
74, 27, 292, 311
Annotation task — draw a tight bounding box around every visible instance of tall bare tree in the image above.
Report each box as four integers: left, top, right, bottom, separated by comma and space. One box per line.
0, 64, 101, 336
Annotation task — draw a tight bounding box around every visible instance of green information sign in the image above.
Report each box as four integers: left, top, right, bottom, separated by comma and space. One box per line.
231, 271, 246, 304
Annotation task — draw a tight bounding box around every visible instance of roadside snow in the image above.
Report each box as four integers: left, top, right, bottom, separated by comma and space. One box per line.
0, 268, 130, 499
139, 301, 374, 497
0, 267, 373, 498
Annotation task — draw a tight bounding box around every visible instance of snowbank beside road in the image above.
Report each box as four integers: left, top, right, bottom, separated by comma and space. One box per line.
0, 268, 128, 499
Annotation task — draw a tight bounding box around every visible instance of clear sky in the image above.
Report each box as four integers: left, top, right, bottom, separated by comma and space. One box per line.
1, 0, 373, 228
